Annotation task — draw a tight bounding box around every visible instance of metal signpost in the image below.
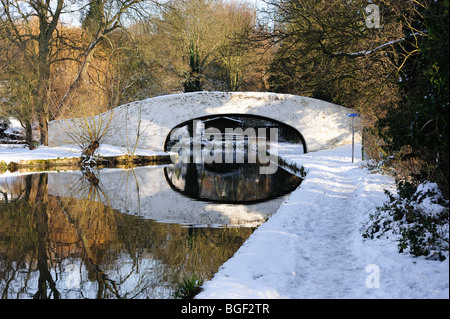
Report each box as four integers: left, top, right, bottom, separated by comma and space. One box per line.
346, 113, 360, 163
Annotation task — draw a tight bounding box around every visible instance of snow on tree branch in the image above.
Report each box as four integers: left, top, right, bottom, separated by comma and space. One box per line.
331, 32, 425, 58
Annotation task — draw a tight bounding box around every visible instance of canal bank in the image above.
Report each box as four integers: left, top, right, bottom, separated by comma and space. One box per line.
197, 143, 449, 299
0, 144, 171, 172
1, 142, 448, 298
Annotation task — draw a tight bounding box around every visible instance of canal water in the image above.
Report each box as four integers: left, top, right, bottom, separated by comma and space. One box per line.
0, 161, 302, 299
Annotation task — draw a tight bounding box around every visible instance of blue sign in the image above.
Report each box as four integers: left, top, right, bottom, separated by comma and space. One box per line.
346, 113, 360, 117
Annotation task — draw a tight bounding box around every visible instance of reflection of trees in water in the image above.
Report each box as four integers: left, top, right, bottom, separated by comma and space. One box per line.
0, 172, 119, 298
0, 170, 253, 299
0, 174, 61, 298
57, 170, 122, 298
0, 175, 27, 203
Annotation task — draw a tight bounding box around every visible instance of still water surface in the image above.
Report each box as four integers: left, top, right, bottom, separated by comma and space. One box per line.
0, 162, 301, 299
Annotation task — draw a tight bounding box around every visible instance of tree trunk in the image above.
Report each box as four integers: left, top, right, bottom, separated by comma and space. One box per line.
36, 15, 52, 146
25, 120, 35, 150
34, 0, 65, 146
36, 73, 50, 146
36, 63, 50, 146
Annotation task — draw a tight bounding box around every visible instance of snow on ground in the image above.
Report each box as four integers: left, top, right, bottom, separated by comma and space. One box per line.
0, 144, 80, 164
0, 143, 167, 165
197, 143, 449, 299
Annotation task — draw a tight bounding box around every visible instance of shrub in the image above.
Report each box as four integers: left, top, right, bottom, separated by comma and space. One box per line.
0, 161, 7, 173
364, 181, 449, 261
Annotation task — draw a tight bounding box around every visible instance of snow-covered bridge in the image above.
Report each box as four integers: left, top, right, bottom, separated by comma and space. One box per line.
49, 91, 358, 153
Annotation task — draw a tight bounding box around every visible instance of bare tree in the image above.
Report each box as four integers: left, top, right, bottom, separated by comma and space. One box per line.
138, 0, 262, 92
1, 0, 164, 147
55, 0, 165, 116
1, 0, 67, 147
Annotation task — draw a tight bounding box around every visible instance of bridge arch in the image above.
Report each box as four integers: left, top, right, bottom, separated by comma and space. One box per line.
164, 113, 308, 154
49, 91, 358, 153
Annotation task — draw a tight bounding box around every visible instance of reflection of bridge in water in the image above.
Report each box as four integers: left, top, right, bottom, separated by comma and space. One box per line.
47, 164, 301, 228
164, 162, 302, 204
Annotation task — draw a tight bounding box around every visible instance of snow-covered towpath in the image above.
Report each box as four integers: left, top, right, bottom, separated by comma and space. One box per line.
197, 143, 449, 299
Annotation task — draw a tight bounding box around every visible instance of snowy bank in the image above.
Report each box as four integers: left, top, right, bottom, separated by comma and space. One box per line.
0, 143, 169, 167
197, 143, 449, 299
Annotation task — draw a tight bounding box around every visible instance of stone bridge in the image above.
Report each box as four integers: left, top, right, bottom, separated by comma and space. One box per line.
49, 91, 359, 153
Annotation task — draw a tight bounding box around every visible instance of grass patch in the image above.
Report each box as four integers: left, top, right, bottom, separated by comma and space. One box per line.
172, 274, 204, 299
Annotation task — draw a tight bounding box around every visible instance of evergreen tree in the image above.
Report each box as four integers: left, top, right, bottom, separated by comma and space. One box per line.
183, 43, 203, 92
